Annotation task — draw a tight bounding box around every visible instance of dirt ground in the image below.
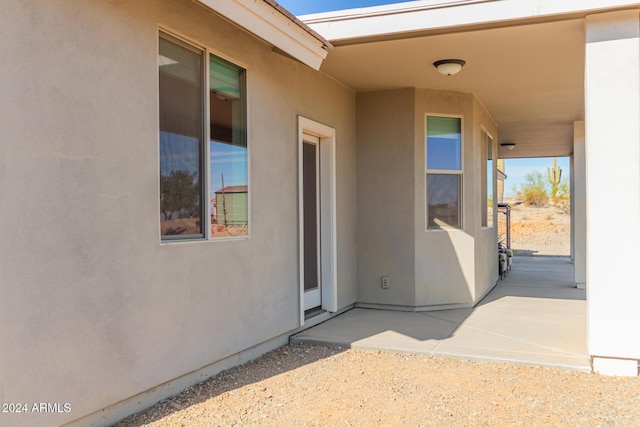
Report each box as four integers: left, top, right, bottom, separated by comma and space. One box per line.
499, 197, 570, 256
114, 199, 601, 427
117, 345, 640, 427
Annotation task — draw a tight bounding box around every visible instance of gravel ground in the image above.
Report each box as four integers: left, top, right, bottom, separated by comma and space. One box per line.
499, 199, 570, 256
116, 344, 640, 427
116, 202, 626, 426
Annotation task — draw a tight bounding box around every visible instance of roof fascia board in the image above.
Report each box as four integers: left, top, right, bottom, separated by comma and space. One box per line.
303, 0, 640, 43
300, 0, 484, 21
196, 0, 329, 69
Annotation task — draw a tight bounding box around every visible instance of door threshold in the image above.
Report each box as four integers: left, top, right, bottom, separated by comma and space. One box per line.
304, 306, 325, 320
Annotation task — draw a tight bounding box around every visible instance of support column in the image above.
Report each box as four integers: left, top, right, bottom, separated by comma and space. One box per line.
585, 10, 640, 376
570, 153, 575, 264
573, 122, 586, 289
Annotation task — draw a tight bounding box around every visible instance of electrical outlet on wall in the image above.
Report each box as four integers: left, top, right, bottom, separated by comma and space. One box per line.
381, 276, 390, 289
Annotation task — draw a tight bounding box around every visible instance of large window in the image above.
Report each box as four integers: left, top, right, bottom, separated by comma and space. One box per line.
426, 116, 462, 229
481, 130, 494, 228
159, 33, 248, 240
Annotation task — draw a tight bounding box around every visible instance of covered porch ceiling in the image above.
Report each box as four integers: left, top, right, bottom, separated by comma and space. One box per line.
309, 15, 586, 159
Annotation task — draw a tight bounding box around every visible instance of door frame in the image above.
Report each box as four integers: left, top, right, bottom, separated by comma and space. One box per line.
298, 116, 337, 325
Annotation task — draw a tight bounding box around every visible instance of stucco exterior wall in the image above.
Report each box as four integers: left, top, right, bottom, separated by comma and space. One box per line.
356, 89, 416, 306
415, 89, 478, 307
0, 0, 356, 425
473, 97, 500, 302
355, 88, 498, 309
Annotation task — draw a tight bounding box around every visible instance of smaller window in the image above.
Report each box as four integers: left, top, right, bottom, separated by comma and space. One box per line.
209, 53, 248, 238
426, 116, 462, 229
482, 130, 494, 228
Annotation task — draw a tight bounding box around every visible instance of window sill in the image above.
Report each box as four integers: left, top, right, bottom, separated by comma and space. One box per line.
160, 235, 251, 245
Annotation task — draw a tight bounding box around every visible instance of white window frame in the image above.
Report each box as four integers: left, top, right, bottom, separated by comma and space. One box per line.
425, 113, 464, 231
159, 29, 251, 243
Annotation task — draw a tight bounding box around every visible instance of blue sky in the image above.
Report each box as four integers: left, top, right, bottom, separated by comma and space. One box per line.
277, 0, 410, 15
210, 142, 248, 196
504, 157, 570, 197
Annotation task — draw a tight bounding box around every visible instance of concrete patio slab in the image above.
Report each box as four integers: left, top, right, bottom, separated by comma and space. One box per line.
292, 256, 590, 371
421, 308, 473, 324
290, 308, 467, 353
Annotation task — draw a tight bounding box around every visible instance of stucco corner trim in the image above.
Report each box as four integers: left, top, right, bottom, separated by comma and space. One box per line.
196, 0, 329, 69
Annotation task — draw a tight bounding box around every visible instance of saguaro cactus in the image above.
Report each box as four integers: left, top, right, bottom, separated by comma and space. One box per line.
547, 157, 562, 198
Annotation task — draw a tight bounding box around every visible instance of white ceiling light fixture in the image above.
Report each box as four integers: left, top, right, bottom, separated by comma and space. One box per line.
501, 142, 516, 150
433, 59, 466, 76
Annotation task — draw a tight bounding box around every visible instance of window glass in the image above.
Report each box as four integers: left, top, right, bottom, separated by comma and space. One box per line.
427, 174, 461, 228
209, 54, 248, 237
426, 116, 462, 229
426, 116, 461, 170
486, 134, 494, 228
159, 36, 204, 239
158, 34, 249, 241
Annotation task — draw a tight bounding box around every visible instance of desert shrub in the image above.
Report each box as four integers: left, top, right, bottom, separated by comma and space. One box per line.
521, 171, 548, 206
160, 170, 200, 220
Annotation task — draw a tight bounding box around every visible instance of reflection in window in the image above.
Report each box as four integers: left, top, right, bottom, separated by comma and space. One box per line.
159, 33, 248, 240
159, 35, 204, 239
426, 116, 462, 229
427, 174, 461, 228
426, 116, 461, 170
209, 54, 248, 237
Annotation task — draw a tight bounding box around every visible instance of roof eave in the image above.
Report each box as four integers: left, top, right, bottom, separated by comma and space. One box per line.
301, 0, 640, 44
196, 0, 332, 70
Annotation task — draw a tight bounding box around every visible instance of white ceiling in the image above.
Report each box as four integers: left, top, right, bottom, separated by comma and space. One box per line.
317, 18, 585, 158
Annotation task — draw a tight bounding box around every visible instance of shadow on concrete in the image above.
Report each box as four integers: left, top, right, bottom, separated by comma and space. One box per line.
292, 256, 589, 371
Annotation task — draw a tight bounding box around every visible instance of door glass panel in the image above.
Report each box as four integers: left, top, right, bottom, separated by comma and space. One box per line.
303, 142, 319, 292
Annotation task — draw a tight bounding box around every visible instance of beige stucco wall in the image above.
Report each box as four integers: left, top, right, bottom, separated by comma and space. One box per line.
356, 89, 416, 306
0, 0, 357, 425
356, 88, 498, 310
414, 90, 498, 306
414, 89, 475, 306
472, 98, 500, 302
